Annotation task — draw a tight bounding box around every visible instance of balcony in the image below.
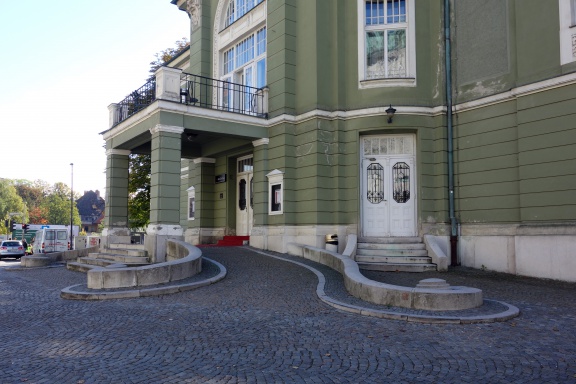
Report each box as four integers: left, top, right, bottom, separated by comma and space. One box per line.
108, 67, 268, 128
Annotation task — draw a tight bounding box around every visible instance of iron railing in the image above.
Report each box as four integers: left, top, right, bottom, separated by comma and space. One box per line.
179, 73, 268, 118
113, 73, 268, 126
115, 79, 156, 124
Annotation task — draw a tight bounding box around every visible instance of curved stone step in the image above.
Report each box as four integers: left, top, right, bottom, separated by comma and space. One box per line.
358, 262, 438, 273
355, 255, 433, 264
356, 249, 429, 257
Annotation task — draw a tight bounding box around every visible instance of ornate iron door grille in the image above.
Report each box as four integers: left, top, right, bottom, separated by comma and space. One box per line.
367, 163, 385, 204
393, 162, 410, 203
239, 179, 247, 210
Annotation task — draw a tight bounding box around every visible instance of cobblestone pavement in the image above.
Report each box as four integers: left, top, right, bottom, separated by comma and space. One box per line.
0, 247, 575, 384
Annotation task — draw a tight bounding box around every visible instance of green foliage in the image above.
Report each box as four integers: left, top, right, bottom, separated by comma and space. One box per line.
0, 179, 27, 233
40, 183, 81, 226
128, 154, 151, 230
148, 37, 189, 79
13, 179, 49, 209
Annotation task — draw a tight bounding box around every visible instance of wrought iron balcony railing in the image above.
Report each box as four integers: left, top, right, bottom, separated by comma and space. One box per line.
114, 79, 156, 124
179, 73, 268, 119
111, 70, 268, 127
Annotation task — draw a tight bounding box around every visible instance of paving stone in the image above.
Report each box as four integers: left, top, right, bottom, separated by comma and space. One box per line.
0, 246, 574, 383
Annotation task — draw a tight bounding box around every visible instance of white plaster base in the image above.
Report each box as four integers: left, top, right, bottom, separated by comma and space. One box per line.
457, 223, 576, 282
185, 227, 226, 245
101, 227, 131, 250
251, 225, 357, 254
146, 224, 184, 263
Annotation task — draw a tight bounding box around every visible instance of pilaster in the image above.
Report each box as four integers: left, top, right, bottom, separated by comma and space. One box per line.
103, 148, 131, 248
146, 124, 185, 262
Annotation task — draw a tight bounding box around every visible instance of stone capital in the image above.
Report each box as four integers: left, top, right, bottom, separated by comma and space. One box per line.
193, 157, 216, 164
150, 124, 184, 135
252, 138, 270, 147
106, 149, 131, 157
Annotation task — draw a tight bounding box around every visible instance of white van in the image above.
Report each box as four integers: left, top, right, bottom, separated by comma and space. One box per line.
33, 228, 70, 254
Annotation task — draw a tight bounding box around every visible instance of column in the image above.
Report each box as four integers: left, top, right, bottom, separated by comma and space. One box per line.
102, 149, 131, 248
145, 124, 184, 262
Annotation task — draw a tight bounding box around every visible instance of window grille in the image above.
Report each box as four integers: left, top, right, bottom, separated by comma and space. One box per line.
392, 162, 410, 203
367, 163, 385, 204
237, 157, 253, 173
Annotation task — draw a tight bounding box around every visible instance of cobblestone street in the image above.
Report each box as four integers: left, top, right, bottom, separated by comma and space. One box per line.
0, 247, 574, 383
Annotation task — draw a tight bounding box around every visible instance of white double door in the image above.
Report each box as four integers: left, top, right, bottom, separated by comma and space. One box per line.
361, 155, 416, 237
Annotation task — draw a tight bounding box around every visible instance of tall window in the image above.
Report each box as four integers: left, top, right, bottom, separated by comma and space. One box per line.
221, 26, 267, 112
358, 0, 415, 87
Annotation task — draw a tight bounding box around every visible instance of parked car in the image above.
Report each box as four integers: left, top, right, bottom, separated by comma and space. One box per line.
0, 240, 26, 259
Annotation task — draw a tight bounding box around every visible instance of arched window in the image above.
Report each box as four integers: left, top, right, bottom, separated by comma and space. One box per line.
215, 0, 267, 113
225, 0, 265, 28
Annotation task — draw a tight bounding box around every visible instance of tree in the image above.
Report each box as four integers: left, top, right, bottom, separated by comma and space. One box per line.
0, 179, 27, 234
148, 37, 189, 80
128, 154, 151, 230
40, 182, 81, 226
28, 206, 49, 225
13, 179, 49, 210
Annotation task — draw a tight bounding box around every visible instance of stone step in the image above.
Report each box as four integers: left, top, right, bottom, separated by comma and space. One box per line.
77, 257, 119, 267
355, 255, 433, 264
356, 248, 429, 257
358, 237, 423, 244
86, 253, 150, 265
67, 261, 101, 273
358, 262, 438, 273
102, 248, 147, 257
357, 242, 426, 250
108, 243, 146, 251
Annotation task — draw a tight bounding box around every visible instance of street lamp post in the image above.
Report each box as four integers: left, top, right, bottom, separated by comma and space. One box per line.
70, 163, 74, 251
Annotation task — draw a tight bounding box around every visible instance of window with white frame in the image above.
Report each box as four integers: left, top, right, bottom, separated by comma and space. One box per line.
220, 26, 267, 112
358, 0, 416, 88
266, 169, 284, 215
559, 0, 576, 64
187, 186, 196, 220
225, 0, 265, 28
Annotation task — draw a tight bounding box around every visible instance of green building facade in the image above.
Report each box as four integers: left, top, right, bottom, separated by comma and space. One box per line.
102, 0, 576, 282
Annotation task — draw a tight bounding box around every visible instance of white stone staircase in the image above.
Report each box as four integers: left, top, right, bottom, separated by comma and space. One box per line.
355, 237, 437, 272
67, 244, 150, 273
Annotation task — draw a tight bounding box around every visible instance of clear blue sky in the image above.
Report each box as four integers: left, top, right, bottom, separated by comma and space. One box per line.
0, 0, 190, 198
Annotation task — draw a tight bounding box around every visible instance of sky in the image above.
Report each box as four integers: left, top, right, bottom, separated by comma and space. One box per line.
0, 0, 190, 198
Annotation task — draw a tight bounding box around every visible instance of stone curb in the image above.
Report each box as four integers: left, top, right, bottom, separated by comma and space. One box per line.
60, 257, 227, 300
250, 249, 520, 324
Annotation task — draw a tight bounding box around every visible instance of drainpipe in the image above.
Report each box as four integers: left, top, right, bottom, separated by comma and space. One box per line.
444, 0, 459, 266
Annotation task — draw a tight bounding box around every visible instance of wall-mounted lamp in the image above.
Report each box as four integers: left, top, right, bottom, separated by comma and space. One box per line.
386, 105, 396, 123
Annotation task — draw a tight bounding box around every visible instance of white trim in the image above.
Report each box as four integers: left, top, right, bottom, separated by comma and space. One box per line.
266, 169, 284, 215
150, 124, 184, 135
